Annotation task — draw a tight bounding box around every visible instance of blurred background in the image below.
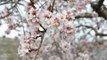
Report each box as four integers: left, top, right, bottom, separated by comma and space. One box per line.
0, 38, 20, 60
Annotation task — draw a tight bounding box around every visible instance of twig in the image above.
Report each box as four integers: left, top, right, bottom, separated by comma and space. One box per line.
34, 33, 45, 60
29, 0, 47, 60
16, 6, 26, 35
76, 24, 107, 36
48, 0, 56, 12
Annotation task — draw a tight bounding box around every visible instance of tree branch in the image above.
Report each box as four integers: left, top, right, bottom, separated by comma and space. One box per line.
76, 24, 107, 36
0, 0, 10, 5
29, 0, 47, 60
75, 13, 93, 19
0, 0, 20, 19
91, 0, 107, 19
48, 0, 55, 12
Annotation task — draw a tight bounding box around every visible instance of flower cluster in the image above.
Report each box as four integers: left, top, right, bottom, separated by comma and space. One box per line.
17, 0, 92, 60
0, 0, 92, 60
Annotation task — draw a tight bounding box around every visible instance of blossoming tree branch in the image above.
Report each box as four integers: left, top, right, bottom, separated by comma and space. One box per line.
0, 0, 107, 60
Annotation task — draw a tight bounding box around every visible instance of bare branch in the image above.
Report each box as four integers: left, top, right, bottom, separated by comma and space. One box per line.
76, 24, 107, 36
48, 0, 56, 12
0, 0, 20, 19
91, 0, 107, 19
0, 0, 10, 5
75, 13, 93, 19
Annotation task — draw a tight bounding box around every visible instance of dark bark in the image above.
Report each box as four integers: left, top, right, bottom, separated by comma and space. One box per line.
91, 0, 107, 19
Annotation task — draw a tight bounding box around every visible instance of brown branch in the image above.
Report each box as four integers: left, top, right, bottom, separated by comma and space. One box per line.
29, 0, 47, 60
91, 0, 107, 19
76, 25, 107, 36
9, 0, 19, 10
97, 0, 104, 8
48, 0, 56, 12
34, 33, 45, 60
75, 13, 93, 19
30, 0, 36, 9
0, 12, 12, 19
0, 0, 20, 19
0, 0, 10, 5
97, 33, 107, 36
75, 0, 107, 19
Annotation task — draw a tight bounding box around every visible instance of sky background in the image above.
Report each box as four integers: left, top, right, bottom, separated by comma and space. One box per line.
0, 24, 18, 38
